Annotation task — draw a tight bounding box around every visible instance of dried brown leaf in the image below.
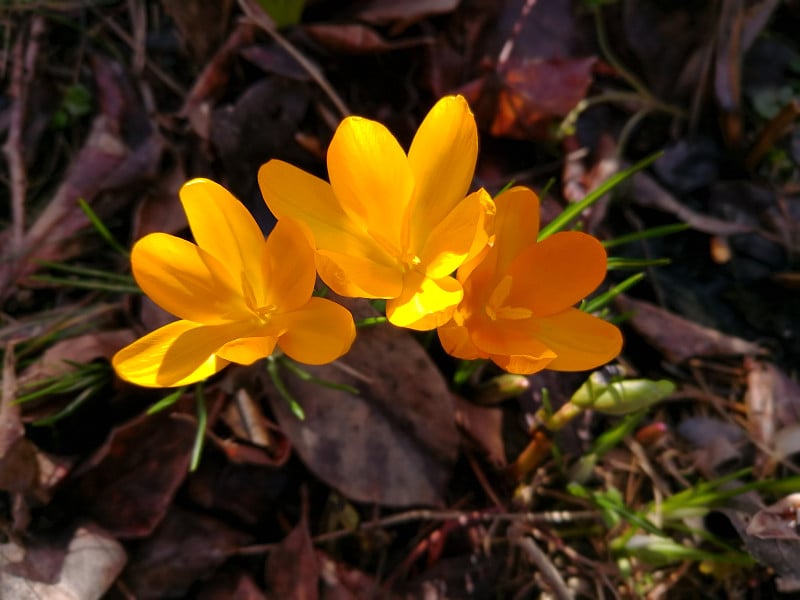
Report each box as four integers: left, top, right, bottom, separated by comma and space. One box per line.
616, 295, 763, 364
265, 316, 459, 508
452, 395, 506, 468
265, 512, 319, 600
123, 507, 251, 599
356, 0, 459, 25
71, 412, 196, 538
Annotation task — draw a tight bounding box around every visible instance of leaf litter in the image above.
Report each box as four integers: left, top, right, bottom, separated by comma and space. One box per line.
1, 0, 800, 597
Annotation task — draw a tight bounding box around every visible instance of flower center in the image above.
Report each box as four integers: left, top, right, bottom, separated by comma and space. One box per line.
485, 275, 532, 321
254, 304, 278, 324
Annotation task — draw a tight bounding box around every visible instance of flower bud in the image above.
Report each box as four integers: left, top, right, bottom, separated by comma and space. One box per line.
570, 371, 675, 415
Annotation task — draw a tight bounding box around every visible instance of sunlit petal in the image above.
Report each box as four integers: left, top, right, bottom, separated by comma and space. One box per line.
408, 96, 479, 243
131, 233, 251, 324
470, 317, 554, 361
217, 335, 278, 364
278, 297, 356, 364
327, 117, 413, 252
437, 319, 483, 360
112, 320, 230, 388
386, 272, 462, 330
317, 249, 403, 299
157, 320, 258, 386
505, 231, 607, 316
180, 178, 267, 304
421, 189, 494, 279
261, 219, 316, 312
532, 308, 623, 371
489, 352, 556, 375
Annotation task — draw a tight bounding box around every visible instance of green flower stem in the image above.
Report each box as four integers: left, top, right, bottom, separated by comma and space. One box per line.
189, 383, 207, 472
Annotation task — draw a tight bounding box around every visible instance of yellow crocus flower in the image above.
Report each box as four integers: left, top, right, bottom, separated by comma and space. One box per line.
112, 178, 355, 387
258, 95, 495, 330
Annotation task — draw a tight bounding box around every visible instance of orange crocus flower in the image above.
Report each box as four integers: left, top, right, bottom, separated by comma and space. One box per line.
437, 186, 623, 374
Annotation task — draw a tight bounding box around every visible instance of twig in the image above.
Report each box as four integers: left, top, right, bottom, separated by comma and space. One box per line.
508, 523, 573, 600
237, 0, 350, 119
3, 15, 45, 255
236, 507, 601, 555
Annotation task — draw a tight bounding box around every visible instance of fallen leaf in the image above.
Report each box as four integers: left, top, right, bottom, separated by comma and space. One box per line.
161, 0, 234, 60
197, 569, 266, 600
452, 395, 506, 468
0, 524, 126, 600
265, 511, 319, 600
0, 53, 163, 301
304, 23, 429, 54
356, 0, 459, 25
615, 295, 764, 364
71, 412, 196, 538
265, 309, 460, 507
123, 507, 251, 599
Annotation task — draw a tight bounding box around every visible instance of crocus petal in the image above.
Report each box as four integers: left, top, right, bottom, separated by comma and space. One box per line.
278, 297, 356, 365
131, 233, 251, 324
216, 335, 278, 365
157, 320, 259, 386
489, 352, 556, 375
469, 317, 555, 362
469, 187, 541, 293
437, 320, 483, 360
112, 320, 230, 388
259, 160, 397, 269
180, 178, 268, 305
327, 117, 414, 253
421, 189, 494, 279
505, 231, 607, 317
408, 96, 479, 243
531, 308, 623, 371
260, 219, 316, 312
316, 249, 403, 299
386, 272, 462, 330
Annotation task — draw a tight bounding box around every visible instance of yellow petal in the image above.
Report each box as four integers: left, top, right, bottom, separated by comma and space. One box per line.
386, 272, 462, 330
316, 249, 403, 299
131, 233, 251, 324
180, 179, 268, 305
217, 335, 278, 364
259, 160, 397, 276
278, 297, 356, 364
421, 189, 494, 279
532, 308, 623, 371
408, 96, 478, 242
469, 317, 554, 362
112, 320, 231, 388
260, 219, 316, 312
437, 319, 483, 360
505, 231, 607, 317
327, 117, 413, 254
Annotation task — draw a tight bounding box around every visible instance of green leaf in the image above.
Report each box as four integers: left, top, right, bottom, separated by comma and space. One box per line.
258, 0, 305, 27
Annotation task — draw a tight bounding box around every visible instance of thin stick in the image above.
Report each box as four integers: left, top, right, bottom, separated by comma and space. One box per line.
509, 523, 573, 600
238, 0, 350, 119
4, 16, 45, 254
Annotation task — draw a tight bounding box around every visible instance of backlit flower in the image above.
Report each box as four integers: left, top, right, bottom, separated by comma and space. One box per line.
258, 95, 494, 330
112, 178, 356, 388
437, 186, 623, 374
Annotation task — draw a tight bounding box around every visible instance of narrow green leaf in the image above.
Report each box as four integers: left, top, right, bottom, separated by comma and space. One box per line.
603, 223, 690, 249
583, 272, 645, 313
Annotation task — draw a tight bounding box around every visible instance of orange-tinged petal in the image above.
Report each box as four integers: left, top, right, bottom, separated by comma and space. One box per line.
131, 233, 251, 324
532, 308, 623, 371
260, 219, 316, 312
469, 317, 554, 361
505, 231, 607, 317
180, 178, 268, 305
458, 186, 540, 304
421, 189, 494, 279
437, 319, 483, 360
327, 117, 413, 253
112, 320, 231, 388
489, 352, 556, 375
278, 297, 355, 364
316, 249, 403, 299
386, 272, 462, 330
408, 96, 478, 243
217, 335, 278, 364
